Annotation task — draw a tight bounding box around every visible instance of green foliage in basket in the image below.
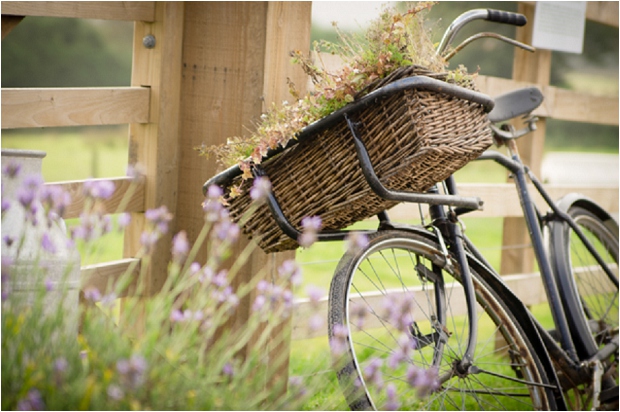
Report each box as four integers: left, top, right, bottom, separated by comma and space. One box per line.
197, 2, 472, 197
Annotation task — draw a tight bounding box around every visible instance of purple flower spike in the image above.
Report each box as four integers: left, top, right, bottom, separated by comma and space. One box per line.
17, 175, 43, 225
250, 176, 271, 202
41, 233, 56, 254
345, 232, 369, 254
107, 384, 124, 401
385, 383, 400, 411
407, 365, 439, 398
2, 161, 21, 179
116, 354, 148, 390
84, 287, 102, 302
171, 231, 190, 262
301, 215, 322, 232
278, 260, 302, 286
298, 215, 322, 248
330, 324, 350, 356
39, 185, 72, 223
145, 205, 173, 234
118, 212, 131, 229
16, 388, 45, 411
83, 179, 116, 200
207, 184, 223, 200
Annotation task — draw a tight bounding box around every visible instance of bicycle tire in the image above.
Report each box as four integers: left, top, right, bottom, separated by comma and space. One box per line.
328, 229, 554, 410
549, 203, 618, 408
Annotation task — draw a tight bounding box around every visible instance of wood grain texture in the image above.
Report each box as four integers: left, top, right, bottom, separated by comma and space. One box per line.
2, 87, 150, 129
124, 2, 184, 296
81, 258, 141, 298
1, 1, 155, 22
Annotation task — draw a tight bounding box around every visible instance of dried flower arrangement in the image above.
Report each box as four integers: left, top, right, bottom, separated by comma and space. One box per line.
197, 2, 474, 197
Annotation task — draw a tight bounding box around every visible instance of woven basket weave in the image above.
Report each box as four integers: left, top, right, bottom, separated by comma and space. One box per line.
220, 67, 492, 253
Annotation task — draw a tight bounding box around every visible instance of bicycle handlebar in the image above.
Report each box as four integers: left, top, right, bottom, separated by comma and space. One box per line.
437, 9, 527, 56
486, 9, 527, 26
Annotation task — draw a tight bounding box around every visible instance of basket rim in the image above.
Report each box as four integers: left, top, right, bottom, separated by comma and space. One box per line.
202, 75, 494, 194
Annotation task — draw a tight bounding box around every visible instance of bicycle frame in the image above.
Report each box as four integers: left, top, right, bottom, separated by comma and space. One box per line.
456, 141, 619, 402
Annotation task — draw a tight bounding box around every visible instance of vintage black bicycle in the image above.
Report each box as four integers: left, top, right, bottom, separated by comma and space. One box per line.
204, 8, 618, 411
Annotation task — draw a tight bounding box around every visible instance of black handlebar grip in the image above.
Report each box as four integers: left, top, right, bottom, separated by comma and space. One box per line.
486, 9, 527, 26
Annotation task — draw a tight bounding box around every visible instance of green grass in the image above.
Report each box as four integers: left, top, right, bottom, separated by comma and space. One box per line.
289, 302, 559, 410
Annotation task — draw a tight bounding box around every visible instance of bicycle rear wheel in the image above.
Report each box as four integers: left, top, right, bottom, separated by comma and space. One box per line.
549, 203, 618, 408
328, 230, 554, 410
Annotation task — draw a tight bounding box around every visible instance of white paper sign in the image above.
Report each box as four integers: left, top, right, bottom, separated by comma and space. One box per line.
532, 1, 586, 54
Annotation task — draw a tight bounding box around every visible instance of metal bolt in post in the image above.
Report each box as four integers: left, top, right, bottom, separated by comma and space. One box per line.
143, 34, 156, 49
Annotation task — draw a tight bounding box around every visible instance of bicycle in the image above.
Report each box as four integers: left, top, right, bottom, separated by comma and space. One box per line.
204, 8, 618, 411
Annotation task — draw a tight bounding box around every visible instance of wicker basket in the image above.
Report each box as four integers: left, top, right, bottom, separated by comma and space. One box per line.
217, 67, 493, 253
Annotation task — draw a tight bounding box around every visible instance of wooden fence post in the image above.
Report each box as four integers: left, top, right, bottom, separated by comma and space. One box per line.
174, 0, 311, 391
500, 2, 551, 276
124, 1, 184, 296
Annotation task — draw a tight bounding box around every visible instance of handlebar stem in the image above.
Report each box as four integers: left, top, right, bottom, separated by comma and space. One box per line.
437, 9, 490, 56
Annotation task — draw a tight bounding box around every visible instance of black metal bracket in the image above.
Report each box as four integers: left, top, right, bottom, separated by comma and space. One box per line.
344, 115, 484, 211
253, 165, 377, 243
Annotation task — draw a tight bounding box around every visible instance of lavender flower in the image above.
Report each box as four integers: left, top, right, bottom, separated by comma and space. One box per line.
17, 175, 43, 225
53, 357, 68, 386
298, 215, 322, 248
83, 287, 102, 302
252, 280, 294, 318
2, 197, 11, 214
363, 357, 384, 389
308, 313, 324, 332
41, 233, 56, 254
385, 383, 400, 411
107, 384, 124, 401
71, 212, 112, 242
16, 388, 45, 411
116, 354, 148, 390
387, 333, 414, 369
170, 309, 204, 323
249, 176, 271, 203
288, 376, 308, 397
383, 294, 415, 333
171, 231, 190, 262
222, 362, 234, 377
139, 206, 171, 253
83, 179, 115, 200
140, 231, 160, 252
117, 212, 131, 229
145, 205, 173, 234
305, 285, 325, 306
406, 365, 439, 398
330, 324, 350, 356
126, 163, 144, 182
345, 231, 369, 254
39, 184, 71, 224
212, 220, 240, 243
350, 302, 368, 329
2, 161, 21, 179
278, 259, 302, 286
3, 235, 15, 247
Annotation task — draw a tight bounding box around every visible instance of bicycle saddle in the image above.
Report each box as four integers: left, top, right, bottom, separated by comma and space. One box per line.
487, 87, 543, 123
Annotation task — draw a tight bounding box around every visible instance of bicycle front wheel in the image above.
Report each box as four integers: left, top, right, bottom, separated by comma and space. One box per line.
328, 230, 554, 410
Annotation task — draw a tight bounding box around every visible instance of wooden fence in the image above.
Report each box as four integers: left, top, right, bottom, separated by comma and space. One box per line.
2, 1, 618, 351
